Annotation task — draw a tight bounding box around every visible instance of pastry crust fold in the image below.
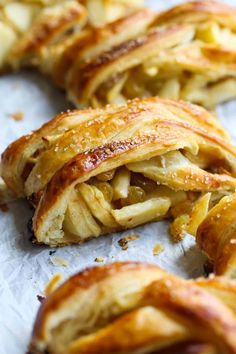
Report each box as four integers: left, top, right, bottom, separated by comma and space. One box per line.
2, 97, 236, 246
29, 262, 236, 354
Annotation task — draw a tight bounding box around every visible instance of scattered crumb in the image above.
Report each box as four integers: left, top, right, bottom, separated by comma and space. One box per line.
49, 250, 56, 256
37, 295, 45, 303
0, 203, 9, 212
169, 214, 189, 243
50, 256, 69, 267
153, 243, 164, 256
44, 273, 62, 296
118, 234, 140, 250
94, 256, 104, 263
9, 111, 24, 121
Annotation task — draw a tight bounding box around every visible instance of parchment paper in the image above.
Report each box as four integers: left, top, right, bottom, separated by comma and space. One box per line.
0, 1, 236, 353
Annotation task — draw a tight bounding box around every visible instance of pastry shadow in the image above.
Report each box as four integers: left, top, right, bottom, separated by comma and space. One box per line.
6, 199, 47, 253
175, 242, 207, 279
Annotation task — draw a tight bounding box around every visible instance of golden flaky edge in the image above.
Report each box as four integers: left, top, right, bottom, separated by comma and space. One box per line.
1, 96, 236, 247
29, 262, 236, 354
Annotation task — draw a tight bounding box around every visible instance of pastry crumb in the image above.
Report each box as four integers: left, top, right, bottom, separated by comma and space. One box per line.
50, 256, 69, 267
118, 234, 140, 250
0, 203, 9, 212
153, 243, 164, 256
37, 295, 45, 303
9, 111, 24, 121
44, 273, 62, 295
94, 256, 104, 263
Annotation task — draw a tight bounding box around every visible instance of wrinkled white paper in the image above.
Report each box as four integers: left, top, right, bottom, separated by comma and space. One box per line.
0, 1, 236, 353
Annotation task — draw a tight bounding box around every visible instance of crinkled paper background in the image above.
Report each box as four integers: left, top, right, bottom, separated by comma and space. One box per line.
0, 1, 235, 353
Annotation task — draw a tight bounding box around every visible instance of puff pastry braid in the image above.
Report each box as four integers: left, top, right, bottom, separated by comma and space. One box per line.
29, 262, 236, 354
56, 0, 236, 108
0, 0, 143, 71
2, 97, 236, 246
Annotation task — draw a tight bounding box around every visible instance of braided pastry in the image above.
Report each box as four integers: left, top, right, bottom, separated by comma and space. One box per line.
2, 97, 236, 246
0, 0, 143, 71
197, 191, 236, 278
29, 262, 236, 354
55, 0, 236, 108
2, 1, 236, 109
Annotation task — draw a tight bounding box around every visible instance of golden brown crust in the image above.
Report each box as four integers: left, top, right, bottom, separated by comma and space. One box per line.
32, 262, 162, 342
71, 24, 191, 104
153, 0, 236, 28
29, 262, 236, 354
10, 2, 87, 63
53, 8, 154, 88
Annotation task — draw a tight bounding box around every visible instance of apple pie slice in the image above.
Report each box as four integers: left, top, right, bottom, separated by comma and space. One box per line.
2, 97, 236, 246
29, 262, 236, 354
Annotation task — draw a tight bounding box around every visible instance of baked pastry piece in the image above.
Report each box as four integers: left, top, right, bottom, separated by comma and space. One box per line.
0, 0, 143, 71
29, 262, 236, 354
2, 97, 236, 246
60, 0, 236, 108
197, 191, 236, 278
2, 1, 236, 109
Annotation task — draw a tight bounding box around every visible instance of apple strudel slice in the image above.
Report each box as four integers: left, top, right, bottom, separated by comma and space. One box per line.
1, 97, 236, 246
